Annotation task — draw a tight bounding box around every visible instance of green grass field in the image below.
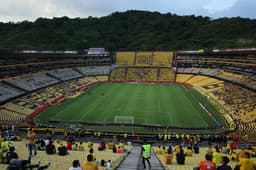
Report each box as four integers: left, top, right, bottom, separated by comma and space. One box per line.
36, 83, 227, 129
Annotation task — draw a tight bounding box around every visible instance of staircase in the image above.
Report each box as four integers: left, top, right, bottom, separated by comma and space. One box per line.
117, 146, 165, 170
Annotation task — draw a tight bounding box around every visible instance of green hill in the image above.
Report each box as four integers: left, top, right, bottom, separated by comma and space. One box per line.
0, 10, 256, 50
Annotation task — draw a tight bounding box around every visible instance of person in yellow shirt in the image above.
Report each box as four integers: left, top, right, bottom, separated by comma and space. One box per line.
206, 143, 214, 155
107, 140, 115, 150
175, 144, 181, 154
78, 142, 85, 151
164, 148, 173, 164
238, 148, 246, 159
213, 147, 223, 164
87, 141, 93, 149
118, 140, 124, 149
238, 151, 256, 170
82, 154, 98, 170
155, 146, 162, 154
185, 146, 193, 157
26, 129, 37, 157
1, 138, 10, 153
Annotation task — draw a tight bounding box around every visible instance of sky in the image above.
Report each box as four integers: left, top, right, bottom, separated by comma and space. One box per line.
0, 0, 255, 22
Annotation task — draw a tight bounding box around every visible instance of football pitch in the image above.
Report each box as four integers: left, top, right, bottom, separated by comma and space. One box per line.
36, 83, 227, 129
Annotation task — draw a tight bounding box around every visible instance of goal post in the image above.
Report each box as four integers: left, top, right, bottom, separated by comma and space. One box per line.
114, 115, 134, 124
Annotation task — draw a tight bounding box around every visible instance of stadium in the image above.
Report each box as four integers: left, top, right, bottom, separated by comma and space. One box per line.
0, 48, 256, 169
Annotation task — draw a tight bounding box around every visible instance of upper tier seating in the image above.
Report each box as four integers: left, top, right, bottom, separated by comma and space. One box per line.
0, 82, 25, 103
5, 73, 60, 91
48, 69, 82, 81
177, 67, 256, 90
76, 66, 111, 76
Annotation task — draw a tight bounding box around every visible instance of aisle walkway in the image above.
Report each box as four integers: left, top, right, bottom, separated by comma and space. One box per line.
117, 146, 165, 170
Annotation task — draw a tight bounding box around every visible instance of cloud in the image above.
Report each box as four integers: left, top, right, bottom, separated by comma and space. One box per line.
212, 0, 256, 18
0, 0, 255, 22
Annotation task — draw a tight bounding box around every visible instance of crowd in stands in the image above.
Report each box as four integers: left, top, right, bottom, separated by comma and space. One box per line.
155, 134, 256, 170
177, 67, 256, 90
109, 67, 126, 81
0, 129, 132, 170
176, 73, 256, 137
212, 83, 256, 136
159, 68, 175, 81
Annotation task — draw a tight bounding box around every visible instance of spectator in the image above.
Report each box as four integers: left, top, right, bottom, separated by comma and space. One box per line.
46, 140, 56, 155
0, 146, 4, 163
107, 140, 115, 150
26, 128, 37, 158
78, 142, 85, 151
82, 154, 98, 170
43, 137, 50, 147
176, 149, 186, 165
105, 160, 111, 169
217, 156, 232, 170
237, 151, 256, 170
193, 144, 200, 154
66, 140, 72, 150
116, 146, 122, 154
112, 145, 117, 153
185, 146, 193, 156
58, 143, 68, 156
69, 160, 82, 170
72, 143, 78, 151
164, 148, 173, 164
155, 146, 162, 154
213, 147, 223, 164
1, 138, 10, 153
87, 148, 96, 161
199, 153, 216, 170
8, 159, 30, 170
5, 146, 18, 164
38, 138, 46, 151
98, 141, 106, 151
206, 143, 214, 155
238, 148, 246, 159
87, 141, 93, 148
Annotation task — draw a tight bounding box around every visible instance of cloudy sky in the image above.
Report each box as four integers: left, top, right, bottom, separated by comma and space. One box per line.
0, 0, 255, 22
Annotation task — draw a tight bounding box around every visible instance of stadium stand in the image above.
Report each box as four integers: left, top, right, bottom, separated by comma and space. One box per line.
47, 69, 82, 81
0, 48, 256, 170
116, 51, 173, 66
4, 73, 60, 91
76, 66, 111, 76
110, 67, 175, 82
0, 82, 25, 103
0, 108, 25, 122
175, 49, 256, 90
154, 146, 256, 170
159, 68, 175, 82
176, 73, 256, 136
0, 140, 132, 170
109, 67, 126, 81
175, 49, 256, 137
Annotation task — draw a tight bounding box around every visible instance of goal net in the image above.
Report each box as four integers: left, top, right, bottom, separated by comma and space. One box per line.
114, 116, 134, 124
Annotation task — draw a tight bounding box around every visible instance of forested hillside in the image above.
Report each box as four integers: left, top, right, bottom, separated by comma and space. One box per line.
0, 10, 256, 50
